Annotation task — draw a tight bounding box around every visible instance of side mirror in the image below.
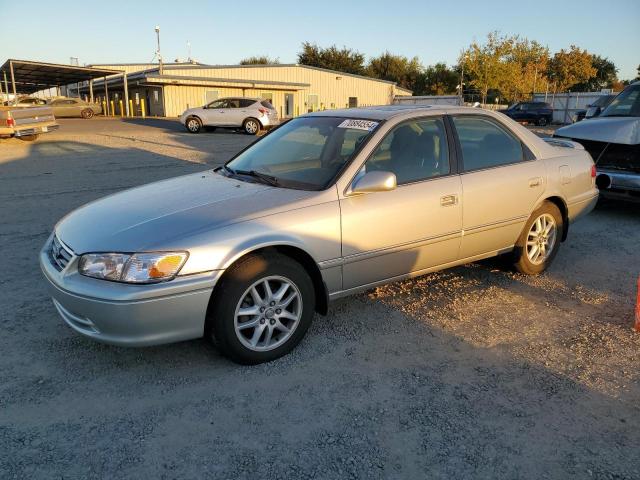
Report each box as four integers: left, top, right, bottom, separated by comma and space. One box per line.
350, 171, 397, 194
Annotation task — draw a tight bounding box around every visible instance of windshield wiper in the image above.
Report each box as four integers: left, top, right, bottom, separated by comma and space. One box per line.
230, 168, 281, 187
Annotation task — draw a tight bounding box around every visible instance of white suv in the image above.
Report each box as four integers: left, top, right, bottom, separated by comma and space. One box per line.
180, 97, 279, 135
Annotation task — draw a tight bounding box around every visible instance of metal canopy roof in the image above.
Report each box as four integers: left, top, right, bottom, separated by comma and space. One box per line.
0, 59, 122, 94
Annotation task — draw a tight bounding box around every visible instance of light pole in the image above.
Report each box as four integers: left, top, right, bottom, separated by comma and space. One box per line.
155, 26, 163, 75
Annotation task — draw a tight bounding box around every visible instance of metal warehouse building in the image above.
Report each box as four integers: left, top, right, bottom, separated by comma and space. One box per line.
82, 63, 412, 118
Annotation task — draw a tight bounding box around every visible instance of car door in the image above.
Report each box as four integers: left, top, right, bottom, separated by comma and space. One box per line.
339, 116, 463, 290
450, 114, 545, 259
50, 99, 75, 117
223, 98, 244, 126
201, 99, 229, 126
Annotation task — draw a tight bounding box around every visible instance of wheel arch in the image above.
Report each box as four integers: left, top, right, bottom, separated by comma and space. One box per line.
186, 114, 203, 124
243, 116, 264, 128
539, 195, 569, 241
209, 243, 329, 317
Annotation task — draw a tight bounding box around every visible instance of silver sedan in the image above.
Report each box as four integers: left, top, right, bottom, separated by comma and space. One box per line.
40, 105, 598, 364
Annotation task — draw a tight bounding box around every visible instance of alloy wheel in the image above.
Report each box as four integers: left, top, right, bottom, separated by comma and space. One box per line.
245, 120, 258, 134
187, 119, 200, 132
526, 213, 557, 265
234, 275, 302, 352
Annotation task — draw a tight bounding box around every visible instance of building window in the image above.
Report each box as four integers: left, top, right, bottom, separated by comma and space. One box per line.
153, 90, 160, 103
307, 94, 319, 112
205, 90, 219, 104
348, 97, 358, 108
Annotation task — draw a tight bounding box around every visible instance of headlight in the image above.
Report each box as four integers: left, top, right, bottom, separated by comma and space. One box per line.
79, 252, 188, 283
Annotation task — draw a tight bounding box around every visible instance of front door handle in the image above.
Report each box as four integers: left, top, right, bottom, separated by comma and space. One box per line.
528, 177, 542, 187
440, 194, 458, 206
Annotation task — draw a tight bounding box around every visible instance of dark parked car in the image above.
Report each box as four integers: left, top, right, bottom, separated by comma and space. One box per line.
573, 94, 616, 122
500, 102, 553, 126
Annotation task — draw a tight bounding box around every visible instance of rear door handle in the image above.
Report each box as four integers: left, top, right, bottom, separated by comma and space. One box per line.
529, 177, 542, 187
440, 194, 458, 206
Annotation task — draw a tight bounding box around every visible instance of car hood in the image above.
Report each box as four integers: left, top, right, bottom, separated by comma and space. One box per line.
56, 170, 314, 254
555, 116, 640, 145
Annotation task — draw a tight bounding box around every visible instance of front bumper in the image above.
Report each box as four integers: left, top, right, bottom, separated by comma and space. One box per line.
40, 235, 221, 347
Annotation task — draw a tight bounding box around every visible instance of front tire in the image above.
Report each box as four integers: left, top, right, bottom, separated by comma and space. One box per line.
206, 253, 315, 364
185, 116, 202, 133
513, 201, 563, 275
243, 118, 261, 135
537, 116, 548, 126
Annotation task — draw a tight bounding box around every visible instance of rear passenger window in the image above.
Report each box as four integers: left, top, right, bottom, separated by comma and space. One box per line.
452, 116, 524, 171
239, 99, 255, 108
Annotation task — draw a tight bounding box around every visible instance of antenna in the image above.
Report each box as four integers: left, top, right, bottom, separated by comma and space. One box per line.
187, 40, 192, 62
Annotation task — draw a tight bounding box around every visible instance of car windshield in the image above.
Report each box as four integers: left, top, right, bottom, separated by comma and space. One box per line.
600, 85, 640, 117
224, 116, 380, 190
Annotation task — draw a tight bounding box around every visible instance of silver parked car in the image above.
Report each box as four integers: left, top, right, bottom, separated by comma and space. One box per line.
40, 106, 598, 364
179, 97, 279, 135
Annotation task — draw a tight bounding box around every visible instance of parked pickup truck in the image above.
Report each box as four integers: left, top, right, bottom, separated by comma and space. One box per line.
0, 105, 59, 141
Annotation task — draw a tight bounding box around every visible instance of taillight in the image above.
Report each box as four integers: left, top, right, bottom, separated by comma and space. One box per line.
258, 108, 268, 115
6, 117, 15, 127
591, 165, 596, 178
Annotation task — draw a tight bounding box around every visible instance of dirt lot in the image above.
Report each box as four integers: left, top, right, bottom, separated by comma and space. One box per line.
1, 118, 639, 479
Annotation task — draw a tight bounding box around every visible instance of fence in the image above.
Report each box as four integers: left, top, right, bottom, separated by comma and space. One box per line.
532, 92, 611, 124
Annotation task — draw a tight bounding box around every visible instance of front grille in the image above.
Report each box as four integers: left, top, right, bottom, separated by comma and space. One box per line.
49, 234, 74, 271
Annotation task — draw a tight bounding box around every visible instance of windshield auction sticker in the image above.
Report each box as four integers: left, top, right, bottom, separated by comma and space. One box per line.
337, 119, 379, 131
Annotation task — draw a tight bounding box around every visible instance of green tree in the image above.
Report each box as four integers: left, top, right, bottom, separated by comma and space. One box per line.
239, 56, 280, 65
460, 32, 515, 104
417, 62, 459, 95
367, 52, 423, 91
297, 42, 365, 75
506, 38, 550, 101
548, 46, 597, 92
572, 55, 618, 91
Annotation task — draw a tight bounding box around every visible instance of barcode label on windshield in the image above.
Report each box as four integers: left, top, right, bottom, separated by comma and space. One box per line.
337, 119, 379, 131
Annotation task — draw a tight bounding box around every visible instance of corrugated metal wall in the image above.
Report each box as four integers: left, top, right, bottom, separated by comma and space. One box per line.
162, 65, 398, 117
93, 64, 408, 117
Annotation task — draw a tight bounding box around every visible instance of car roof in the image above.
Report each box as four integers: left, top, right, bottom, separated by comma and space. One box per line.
219, 97, 260, 101
306, 104, 489, 121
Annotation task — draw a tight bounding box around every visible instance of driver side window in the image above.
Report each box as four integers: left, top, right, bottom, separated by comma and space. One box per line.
364, 118, 450, 185
207, 99, 227, 109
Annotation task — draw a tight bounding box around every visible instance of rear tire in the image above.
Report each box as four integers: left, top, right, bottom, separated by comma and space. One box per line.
80, 109, 94, 119
513, 201, 563, 275
206, 253, 315, 364
243, 118, 261, 135
185, 116, 202, 133
537, 116, 548, 126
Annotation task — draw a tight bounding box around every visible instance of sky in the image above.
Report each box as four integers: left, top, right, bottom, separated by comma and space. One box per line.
1, 0, 639, 80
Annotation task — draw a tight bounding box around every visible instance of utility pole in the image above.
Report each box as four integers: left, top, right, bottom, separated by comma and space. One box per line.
155, 26, 163, 75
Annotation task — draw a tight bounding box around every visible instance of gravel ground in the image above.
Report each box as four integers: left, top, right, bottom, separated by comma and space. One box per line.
1, 118, 639, 479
